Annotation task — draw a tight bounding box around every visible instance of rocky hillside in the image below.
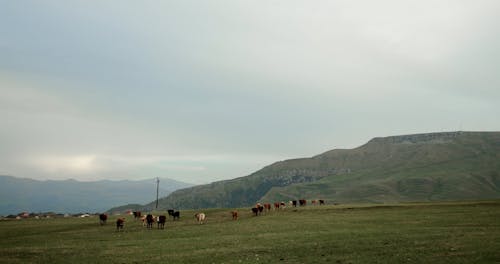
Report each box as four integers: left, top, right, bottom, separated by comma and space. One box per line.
119, 131, 500, 211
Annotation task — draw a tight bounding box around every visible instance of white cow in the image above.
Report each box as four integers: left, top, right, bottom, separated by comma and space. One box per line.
195, 213, 206, 224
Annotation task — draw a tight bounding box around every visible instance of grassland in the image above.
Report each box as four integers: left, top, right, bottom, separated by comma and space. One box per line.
1, 201, 499, 263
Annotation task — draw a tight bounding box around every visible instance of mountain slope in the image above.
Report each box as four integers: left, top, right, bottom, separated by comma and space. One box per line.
0, 176, 193, 215
263, 132, 500, 203
134, 131, 500, 210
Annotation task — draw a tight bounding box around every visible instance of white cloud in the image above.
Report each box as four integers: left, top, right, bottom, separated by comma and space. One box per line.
1, 1, 499, 183
31, 155, 98, 174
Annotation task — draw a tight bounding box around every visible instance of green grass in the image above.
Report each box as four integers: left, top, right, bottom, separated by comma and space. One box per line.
1, 201, 500, 263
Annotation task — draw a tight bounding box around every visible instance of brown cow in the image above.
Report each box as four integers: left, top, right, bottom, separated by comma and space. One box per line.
299, 199, 307, 206
157, 215, 166, 229
133, 211, 141, 220
231, 211, 238, 220
274, 202, 280, 210
264, 203, 271, 212
116, 218, 125, 231
99, 214, 107, 225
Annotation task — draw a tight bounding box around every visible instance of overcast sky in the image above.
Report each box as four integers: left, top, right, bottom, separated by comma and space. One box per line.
1, 1, 499, 184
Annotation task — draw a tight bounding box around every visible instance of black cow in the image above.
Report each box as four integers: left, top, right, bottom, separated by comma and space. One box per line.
167, 209, 175, 218
319, 199, 325, 205
299, 199, 307, 206
146, 214, 155, 229
157, 215, 167, 229
251, 207, 259, 216
99, 214, 107, 225
258, 205, 264, 214
292, 200, 297, 207
172, 211, 180, 220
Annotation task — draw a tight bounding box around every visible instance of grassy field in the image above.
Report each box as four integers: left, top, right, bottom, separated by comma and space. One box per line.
1, 201, 499, 264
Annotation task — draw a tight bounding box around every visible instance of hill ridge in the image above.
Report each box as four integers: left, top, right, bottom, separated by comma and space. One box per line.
368, 131, 465, 144
109, 131, 500, 212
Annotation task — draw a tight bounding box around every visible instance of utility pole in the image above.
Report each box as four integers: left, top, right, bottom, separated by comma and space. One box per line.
155, 177, 160, 209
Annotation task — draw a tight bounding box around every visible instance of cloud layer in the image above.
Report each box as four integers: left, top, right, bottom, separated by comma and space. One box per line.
1, 1, 499, 183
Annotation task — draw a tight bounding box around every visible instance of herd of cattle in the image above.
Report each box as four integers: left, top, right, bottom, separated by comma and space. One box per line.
98, 199, 325, 231
250, 199, 325, 216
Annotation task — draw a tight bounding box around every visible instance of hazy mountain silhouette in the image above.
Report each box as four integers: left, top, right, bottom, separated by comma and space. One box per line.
0, 176, 192, 215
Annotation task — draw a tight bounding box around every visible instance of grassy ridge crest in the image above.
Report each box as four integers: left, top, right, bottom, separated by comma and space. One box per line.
111, 131, 500, 212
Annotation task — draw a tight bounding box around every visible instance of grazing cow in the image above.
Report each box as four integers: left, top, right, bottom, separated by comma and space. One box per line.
311, 200, 317, 205
299, 199, 307, 206
258, 204, 264, 214
133, 211, 141, 220
251, 207, 259, 216
146, 214, 155, 229
157, 215, 167, 229
231, 211, 238, 220
274, 202, 280, 210
195, 213, 206, 224
116, 218, 125, 231
292, 200, 297, 207
99, 214, 107, 225
319, 199, 325, 205
280, 202, 286, 208
264, 203, 271, 212
172, 211, 180, 221
167, 209, 175, 218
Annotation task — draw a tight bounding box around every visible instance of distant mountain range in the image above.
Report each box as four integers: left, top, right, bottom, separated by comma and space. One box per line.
113, 131, 500, 212
0, 176, 192, 215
